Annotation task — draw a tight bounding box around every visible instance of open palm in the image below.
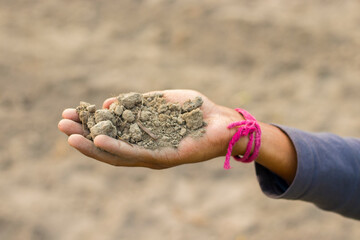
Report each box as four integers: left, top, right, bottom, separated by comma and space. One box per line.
58, 90, 244, 168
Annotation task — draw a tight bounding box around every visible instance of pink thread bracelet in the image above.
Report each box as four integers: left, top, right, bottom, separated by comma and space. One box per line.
224, 108, 262, 169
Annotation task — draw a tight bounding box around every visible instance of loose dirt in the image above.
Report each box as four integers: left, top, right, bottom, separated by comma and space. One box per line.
76, 92, 206, 149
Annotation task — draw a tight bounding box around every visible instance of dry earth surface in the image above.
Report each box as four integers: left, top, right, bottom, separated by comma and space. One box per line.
0, 0, 360, 239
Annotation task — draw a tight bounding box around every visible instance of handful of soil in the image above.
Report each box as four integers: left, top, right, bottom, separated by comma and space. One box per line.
76, 92, 206, 149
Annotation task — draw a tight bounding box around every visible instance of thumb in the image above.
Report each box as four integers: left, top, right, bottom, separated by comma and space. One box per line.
102, 97, 117, 109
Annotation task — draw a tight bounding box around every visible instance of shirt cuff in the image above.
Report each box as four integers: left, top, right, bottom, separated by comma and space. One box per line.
255, 125, 316, 200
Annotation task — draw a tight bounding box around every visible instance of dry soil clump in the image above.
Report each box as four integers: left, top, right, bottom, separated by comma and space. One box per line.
76, 92, 206, 149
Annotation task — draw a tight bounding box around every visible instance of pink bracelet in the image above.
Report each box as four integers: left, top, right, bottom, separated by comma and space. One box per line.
224, 108, 261, 169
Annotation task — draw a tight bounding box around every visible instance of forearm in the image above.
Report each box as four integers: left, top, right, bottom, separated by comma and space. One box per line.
255, 123, 297, 184
224, 108, 360, 219
256, 126, 360, 219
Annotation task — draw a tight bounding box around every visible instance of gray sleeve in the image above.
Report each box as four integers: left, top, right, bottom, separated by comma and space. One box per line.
255, 125, 360, 220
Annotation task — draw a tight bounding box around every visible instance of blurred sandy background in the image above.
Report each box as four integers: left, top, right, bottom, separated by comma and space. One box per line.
1, 0, 360, 239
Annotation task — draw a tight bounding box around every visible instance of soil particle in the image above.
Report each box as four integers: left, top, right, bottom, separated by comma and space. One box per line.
95, 109, 116, 124
87, 116, 96, 128
110, 102, 124, 116
90, 120, 117, 139
76, 92, 206, 149
158, 114, 167, 122
179, 128, 187, 136
182, 96, 203, 112
177, 117, 185, 125
87, 105, 96, 113
140, 111, 151, 121
120, 92, 143, 109
158, 104, 168, 113
78, 111, 90, 125
182, 108, 204, 130
129, 123, 143, 142
80, 101, 90, 107
122, 110, 135, 123
121, 134, 130, 141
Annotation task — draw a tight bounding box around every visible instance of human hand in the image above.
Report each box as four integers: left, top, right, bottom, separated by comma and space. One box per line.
58, 89, 246, 169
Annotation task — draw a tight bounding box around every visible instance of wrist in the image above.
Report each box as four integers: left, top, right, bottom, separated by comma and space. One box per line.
217, 106, 250, 157
217, 107, 296, 184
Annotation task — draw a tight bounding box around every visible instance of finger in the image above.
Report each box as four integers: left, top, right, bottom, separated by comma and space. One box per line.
93, 135, 144, 158
68, 134, 122, 166
93, 135, 161, 168
162, 89, 200, 104
62, 108, 80, 122
103, 97, 117, 109
58, 119, 88, 136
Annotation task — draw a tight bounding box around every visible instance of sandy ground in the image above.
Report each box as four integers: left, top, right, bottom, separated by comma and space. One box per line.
1, 0, 360, 239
